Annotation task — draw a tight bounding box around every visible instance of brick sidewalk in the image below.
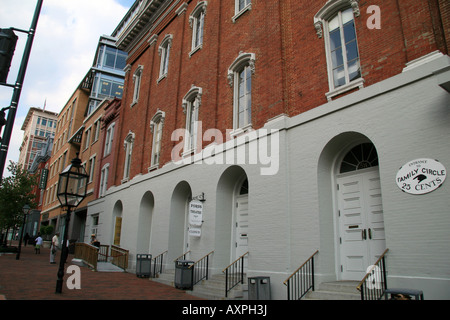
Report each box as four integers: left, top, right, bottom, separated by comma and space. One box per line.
0, 243, 203, 300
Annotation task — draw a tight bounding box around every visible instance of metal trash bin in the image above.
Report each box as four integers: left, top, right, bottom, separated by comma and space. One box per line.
248, 276, 271, 300
136, 254, 152, 278
174, 260, 194, 290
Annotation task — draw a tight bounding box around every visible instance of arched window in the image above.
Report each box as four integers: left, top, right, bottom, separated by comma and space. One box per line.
122, 131, 135, 182
314, 0, 363, 100
182, 86, 202, 154
189, 1, 207, 55
158, 34, 173, 81
340, 143, 378, 173
228, 52, 255, 132
150, 110, 165, 169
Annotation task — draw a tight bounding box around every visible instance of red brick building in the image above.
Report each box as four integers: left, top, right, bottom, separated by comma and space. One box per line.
87, 0, 450, 299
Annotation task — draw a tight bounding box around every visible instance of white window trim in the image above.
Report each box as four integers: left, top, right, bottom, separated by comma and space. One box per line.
189, 1, 207, 56
227, 52, 255, 135
88, 154, 96, 183
99, 163, 110, 197
149, 109, 166, 171
131, 65, 144, 107
158, 34, 173, 82
122, 131, 135, 183
314, 0, 363, 101
232, 0, 252, 23
181, 86, 202, 156
104, 123, 115, 156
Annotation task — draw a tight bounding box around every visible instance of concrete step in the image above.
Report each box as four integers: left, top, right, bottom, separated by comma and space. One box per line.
304, 281, 361, 300
153, 271, 247, 300
188, 274, 248, 300
152, 269, 175, 287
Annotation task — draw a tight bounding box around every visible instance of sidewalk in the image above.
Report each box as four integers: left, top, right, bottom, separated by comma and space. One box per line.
0, 243, 204, 300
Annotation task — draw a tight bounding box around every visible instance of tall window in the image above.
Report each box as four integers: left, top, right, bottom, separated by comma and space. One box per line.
150, 110, 165, 169
123, 132, 135, 182
189, 2, 207, 55
327, 8, 360, 89
228, 53, 255, 132
182, 87, 202, 154
99, 164, 109, 197
158, 35, 173, 81
104, 123, 115, 156
314, 0, 363, 100
88, 155, 96, 183
132, 65, 143, 105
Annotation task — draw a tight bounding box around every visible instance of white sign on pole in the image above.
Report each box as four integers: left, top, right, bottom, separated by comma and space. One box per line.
189, 200, 203, 226
396, 158, 446, 195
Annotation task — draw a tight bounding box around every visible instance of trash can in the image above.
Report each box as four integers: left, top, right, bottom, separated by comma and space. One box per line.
248, 276, 271, 300
136, 254, 152, 278
174, 260, 194, 290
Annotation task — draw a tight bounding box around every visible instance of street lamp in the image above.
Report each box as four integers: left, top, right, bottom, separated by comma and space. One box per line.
55, 154, 88, 294
16, 204, 30, 260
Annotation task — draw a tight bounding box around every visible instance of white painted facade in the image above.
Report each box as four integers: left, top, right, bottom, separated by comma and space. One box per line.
86, 53, 450, 299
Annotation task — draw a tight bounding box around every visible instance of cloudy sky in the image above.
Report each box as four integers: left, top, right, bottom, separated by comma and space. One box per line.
0, 0, 135, 176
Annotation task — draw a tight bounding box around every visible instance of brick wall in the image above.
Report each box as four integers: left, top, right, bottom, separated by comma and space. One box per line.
114, 0, 449, 183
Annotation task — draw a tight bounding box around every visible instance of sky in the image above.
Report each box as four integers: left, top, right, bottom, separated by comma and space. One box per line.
0, 0, 136, 177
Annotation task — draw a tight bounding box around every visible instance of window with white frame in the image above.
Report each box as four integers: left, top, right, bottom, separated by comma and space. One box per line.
158, 35, 173, 81
228, 52, 255, 132
99, 164, 109, 197
88, 155, 96, 183
132, 65, 143, 105
104, 123, 115, 156
123, 131, 135, 182
182, 87, 202, 154
314, 0, 363, 100
84, 127, 91, 150
93, 118, 101, 142
91, 214, 99, 236
327, 9, 360, 88
233, 0, 251, 22
189, 2, 207, 55
150, 110, 165, 169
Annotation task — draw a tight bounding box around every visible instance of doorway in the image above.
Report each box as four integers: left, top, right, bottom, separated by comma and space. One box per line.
336, 143, 386, 280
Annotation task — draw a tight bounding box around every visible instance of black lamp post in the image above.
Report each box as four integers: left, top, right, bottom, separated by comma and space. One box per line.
55, 154, 88, 294
16, 204, 30, 260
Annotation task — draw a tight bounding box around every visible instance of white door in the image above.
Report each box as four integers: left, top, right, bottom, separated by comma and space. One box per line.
234, 195, 249, 262
337, 168, 386, 280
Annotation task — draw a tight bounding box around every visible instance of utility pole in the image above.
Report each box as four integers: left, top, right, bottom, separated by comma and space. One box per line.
0, 0, 44, 179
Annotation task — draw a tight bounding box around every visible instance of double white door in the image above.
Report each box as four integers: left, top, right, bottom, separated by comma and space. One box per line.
337, 169, 386, 280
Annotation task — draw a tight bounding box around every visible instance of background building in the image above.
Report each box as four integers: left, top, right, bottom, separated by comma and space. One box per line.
18, 107, 58, 171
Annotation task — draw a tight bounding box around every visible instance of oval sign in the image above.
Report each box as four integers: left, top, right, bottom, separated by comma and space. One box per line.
396, 158, 446, 195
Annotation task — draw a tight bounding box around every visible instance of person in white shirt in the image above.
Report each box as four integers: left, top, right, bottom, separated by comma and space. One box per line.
50, 233, 59, 264
35, 233, 43, 254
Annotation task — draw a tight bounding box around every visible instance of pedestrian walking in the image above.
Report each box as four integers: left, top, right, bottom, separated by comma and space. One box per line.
50, 233, 59, 264
35, 233, 43, 254
24, 233, 30, 247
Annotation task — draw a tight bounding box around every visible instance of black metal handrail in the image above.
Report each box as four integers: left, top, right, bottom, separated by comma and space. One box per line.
222, 251, 248, 298
189, 251, 214, 286
283, 250, 318, 300
152, 250, 168, 278
357, 248, 389, 300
